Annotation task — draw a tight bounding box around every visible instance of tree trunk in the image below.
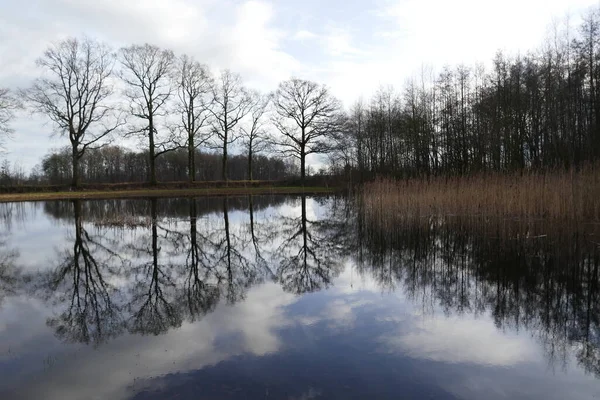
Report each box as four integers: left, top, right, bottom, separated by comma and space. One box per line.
249, 195, 255, 236
301, 194, 308, 268
73, 200, 82, 243
222, 141, 228, 182
151, 198, 159, 273
188, 132, 195, 182
248, 147, 253, 181
222, 127, 228, 182
149, 118, 157, 185
300, 146, 306, 183
189, 199, 197, 266
223, 197, 232, 303
71, 143, 80, 189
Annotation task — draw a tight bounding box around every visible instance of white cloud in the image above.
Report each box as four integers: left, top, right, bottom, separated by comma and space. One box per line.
1, 0, 597, 170
228, 1, 301, 87
0, 0, 301, 169
323, 299, 356, 328
330, 260, 383, 294
293, 30, 318, 41
323, 29, 364, 57
379, 314, 539, 366
13, 281, 297, 400
56, 0, 208, 42
377, 0, 596, 66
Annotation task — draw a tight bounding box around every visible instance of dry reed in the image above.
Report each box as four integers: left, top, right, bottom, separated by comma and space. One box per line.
361, 164, 600, 225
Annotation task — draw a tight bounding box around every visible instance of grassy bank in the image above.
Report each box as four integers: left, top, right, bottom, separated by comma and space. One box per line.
362, 165, 600, 223
0, 186, 338, 203
0, 176, 342, 193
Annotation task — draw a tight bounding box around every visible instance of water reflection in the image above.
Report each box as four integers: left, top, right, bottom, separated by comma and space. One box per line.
35, 200, 126, 345
0, 196, 599, 399
125, 198, 183, 336
356, 210, 600, 378
0, 203, 24, 307
0, 236, 18, 307
274, 195, 346, 294
181, 198, 220, 321
26, 195, 348, 346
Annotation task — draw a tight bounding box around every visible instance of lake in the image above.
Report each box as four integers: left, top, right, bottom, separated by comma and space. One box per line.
0, 195, 598, 399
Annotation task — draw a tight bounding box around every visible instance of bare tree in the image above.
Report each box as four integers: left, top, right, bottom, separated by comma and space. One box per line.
174, 55, 213, 182
0, 229, 19, 307
119, 44, 175, 185
37, 200, 125, 345
209, 70, 251, 181
272, 78, 344, 182
127, 199, 182, 334
273, 195, 345, 294
0, 88, 19, 150
240, 90, 270, 180
21, 37, 120, 188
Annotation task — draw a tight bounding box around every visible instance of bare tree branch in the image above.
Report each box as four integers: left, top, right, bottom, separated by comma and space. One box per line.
174, 55, 214, 181
208, 70, 251, 180
271, 78, 343, 181
240, 90, 270, 180
20, 37, 121, 187
119, 43, 175, 185
0, 88, 20, 151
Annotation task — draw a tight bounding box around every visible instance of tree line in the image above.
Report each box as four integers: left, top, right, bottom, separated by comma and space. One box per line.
29, 145, 295, 185
338, 10, 600, 177
0, 40, 344, 187
3, 8, 600, 185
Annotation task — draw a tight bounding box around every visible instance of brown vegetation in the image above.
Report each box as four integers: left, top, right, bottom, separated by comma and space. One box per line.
361, 165, 600, 223
0, 175, 342, 194
0, 184, 338, 203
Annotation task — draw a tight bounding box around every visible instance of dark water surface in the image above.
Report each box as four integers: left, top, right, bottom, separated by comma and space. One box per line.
0, 195, 598, 399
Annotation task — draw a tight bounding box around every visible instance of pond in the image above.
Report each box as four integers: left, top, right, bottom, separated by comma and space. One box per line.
0, 195, 598, 399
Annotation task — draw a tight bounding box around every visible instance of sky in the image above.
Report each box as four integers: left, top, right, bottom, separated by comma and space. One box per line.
0, 0, 598, 171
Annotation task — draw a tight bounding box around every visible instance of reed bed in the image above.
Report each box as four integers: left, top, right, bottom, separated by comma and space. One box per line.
361, 165, 600, 225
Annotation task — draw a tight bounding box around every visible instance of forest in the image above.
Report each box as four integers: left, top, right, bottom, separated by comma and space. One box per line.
1, 8, 600, 187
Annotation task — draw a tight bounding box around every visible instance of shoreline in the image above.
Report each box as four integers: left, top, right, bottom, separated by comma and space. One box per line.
0, 186, 339, 203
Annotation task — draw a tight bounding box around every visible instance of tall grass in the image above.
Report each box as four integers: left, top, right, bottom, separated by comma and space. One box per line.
361, 164, 600, 224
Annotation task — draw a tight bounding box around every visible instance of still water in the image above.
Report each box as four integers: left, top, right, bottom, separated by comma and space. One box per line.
0, 195, 598, 399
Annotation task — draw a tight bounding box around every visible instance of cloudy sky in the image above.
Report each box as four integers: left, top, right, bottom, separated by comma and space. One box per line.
0, 0, 597, 170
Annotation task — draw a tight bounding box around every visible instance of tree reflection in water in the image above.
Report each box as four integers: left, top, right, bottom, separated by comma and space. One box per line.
356, 207, 600, 377
246, 194, 276, 280
27, 196, 299, 344
211, 197, 257, 304
0, 203, 26, 307
125, 198, 183, 336
35, 200, 126, 345
0, 242, 18, 308
14, 195, 600, 378
0, 250, 18, 307
273, 195, 347, 294
180, 198, 220, 321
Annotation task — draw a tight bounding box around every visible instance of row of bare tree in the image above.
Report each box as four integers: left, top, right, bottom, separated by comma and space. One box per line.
337, 9, 600, 177
0, 39, 344, 187
5, 8, 600, 184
